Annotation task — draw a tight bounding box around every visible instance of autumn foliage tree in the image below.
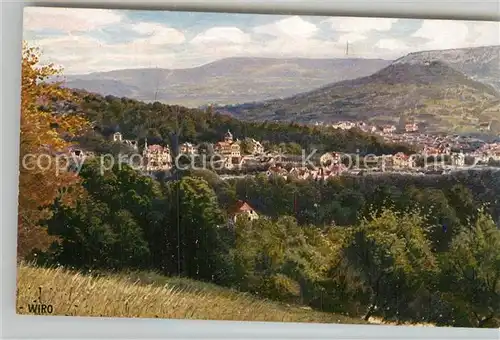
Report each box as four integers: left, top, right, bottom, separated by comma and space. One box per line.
18, 41, 89, 258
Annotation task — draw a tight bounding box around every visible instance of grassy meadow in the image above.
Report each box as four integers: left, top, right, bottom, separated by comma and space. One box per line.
16, 263, 367, 324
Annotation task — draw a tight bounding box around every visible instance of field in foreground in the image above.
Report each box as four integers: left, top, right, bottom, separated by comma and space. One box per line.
16, 263, 367, 324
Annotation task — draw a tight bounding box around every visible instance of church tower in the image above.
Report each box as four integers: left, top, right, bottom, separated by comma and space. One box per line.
113, 132, 123, 142
224, 130, 233, 143
143, 138, 148, 156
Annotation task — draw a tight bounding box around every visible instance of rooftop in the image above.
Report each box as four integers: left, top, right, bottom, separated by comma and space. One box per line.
229, 200, 256, 214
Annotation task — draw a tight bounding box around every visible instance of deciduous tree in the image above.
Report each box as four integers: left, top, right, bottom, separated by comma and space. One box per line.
440, 209, 500, 328
18, 42, 89, 258
341, 208, 437, 321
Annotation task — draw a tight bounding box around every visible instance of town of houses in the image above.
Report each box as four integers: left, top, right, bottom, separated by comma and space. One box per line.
66, 120, 500, 182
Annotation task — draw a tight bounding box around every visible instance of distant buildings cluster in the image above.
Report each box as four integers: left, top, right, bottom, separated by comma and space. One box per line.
65, 124, 500, 181
314, 120, 418, 134
316, 118, 494, 134
470, 142, 500, 163
107, 130, 266, 173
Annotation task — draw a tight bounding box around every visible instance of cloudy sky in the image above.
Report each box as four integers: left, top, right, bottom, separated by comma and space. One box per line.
23, 6, 499, 75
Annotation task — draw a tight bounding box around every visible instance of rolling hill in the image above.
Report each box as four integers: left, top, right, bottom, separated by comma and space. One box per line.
226, 59, 500, 134
61, 57, 391, 107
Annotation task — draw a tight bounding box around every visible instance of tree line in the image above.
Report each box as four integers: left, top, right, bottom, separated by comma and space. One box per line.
30, 161, 500, 328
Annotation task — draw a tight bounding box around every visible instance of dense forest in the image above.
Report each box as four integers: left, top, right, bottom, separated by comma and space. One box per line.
32, 161, 500, 328
59, 91, 416, 156
19, 44, 499, 328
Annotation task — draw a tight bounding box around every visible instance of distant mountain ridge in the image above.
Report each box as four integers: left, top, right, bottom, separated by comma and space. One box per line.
62, 57, 392, 107
61, 45, 500, 133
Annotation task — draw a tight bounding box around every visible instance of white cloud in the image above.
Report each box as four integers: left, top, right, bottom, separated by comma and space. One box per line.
324, 17, 398, 33
245, 16, 323, 59
253, 16, 318, 39
24, 7, 122, 32
412, 20, 499, 50
242, 37, 345, 59
412, 20, 469, 50
190, 27, 251, 45
129, 22, 186, 45
34, 35, 102, 58
337, 33, 367, 44
28, 34, 178, 74
467, 21, 500, 46
28, 35, 103, 73
375, 38, 409, 51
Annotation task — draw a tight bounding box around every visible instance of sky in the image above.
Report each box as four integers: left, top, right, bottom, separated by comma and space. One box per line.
23, 6, 500, 75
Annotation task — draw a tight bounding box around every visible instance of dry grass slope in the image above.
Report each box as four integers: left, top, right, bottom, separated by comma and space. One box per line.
16, 263, 366, 324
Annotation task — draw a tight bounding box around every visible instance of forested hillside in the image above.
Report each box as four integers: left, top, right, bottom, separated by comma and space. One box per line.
60, 90, 416, 155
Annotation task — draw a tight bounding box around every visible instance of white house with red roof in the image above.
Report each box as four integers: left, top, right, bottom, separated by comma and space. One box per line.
229, 200, 259, 223
266, 165, 289, 178
112, 132, 139, 151
213, 130, 241, 168
382, 125, 397, 134
392, 152, 416, 169
405, 123, 419, 133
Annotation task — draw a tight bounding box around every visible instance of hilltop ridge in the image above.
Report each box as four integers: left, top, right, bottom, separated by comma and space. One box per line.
393, 45, 500, 91
226, 58, 500, 133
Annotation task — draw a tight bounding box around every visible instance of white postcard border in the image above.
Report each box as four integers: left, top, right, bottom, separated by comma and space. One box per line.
1, 1, 499, 339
